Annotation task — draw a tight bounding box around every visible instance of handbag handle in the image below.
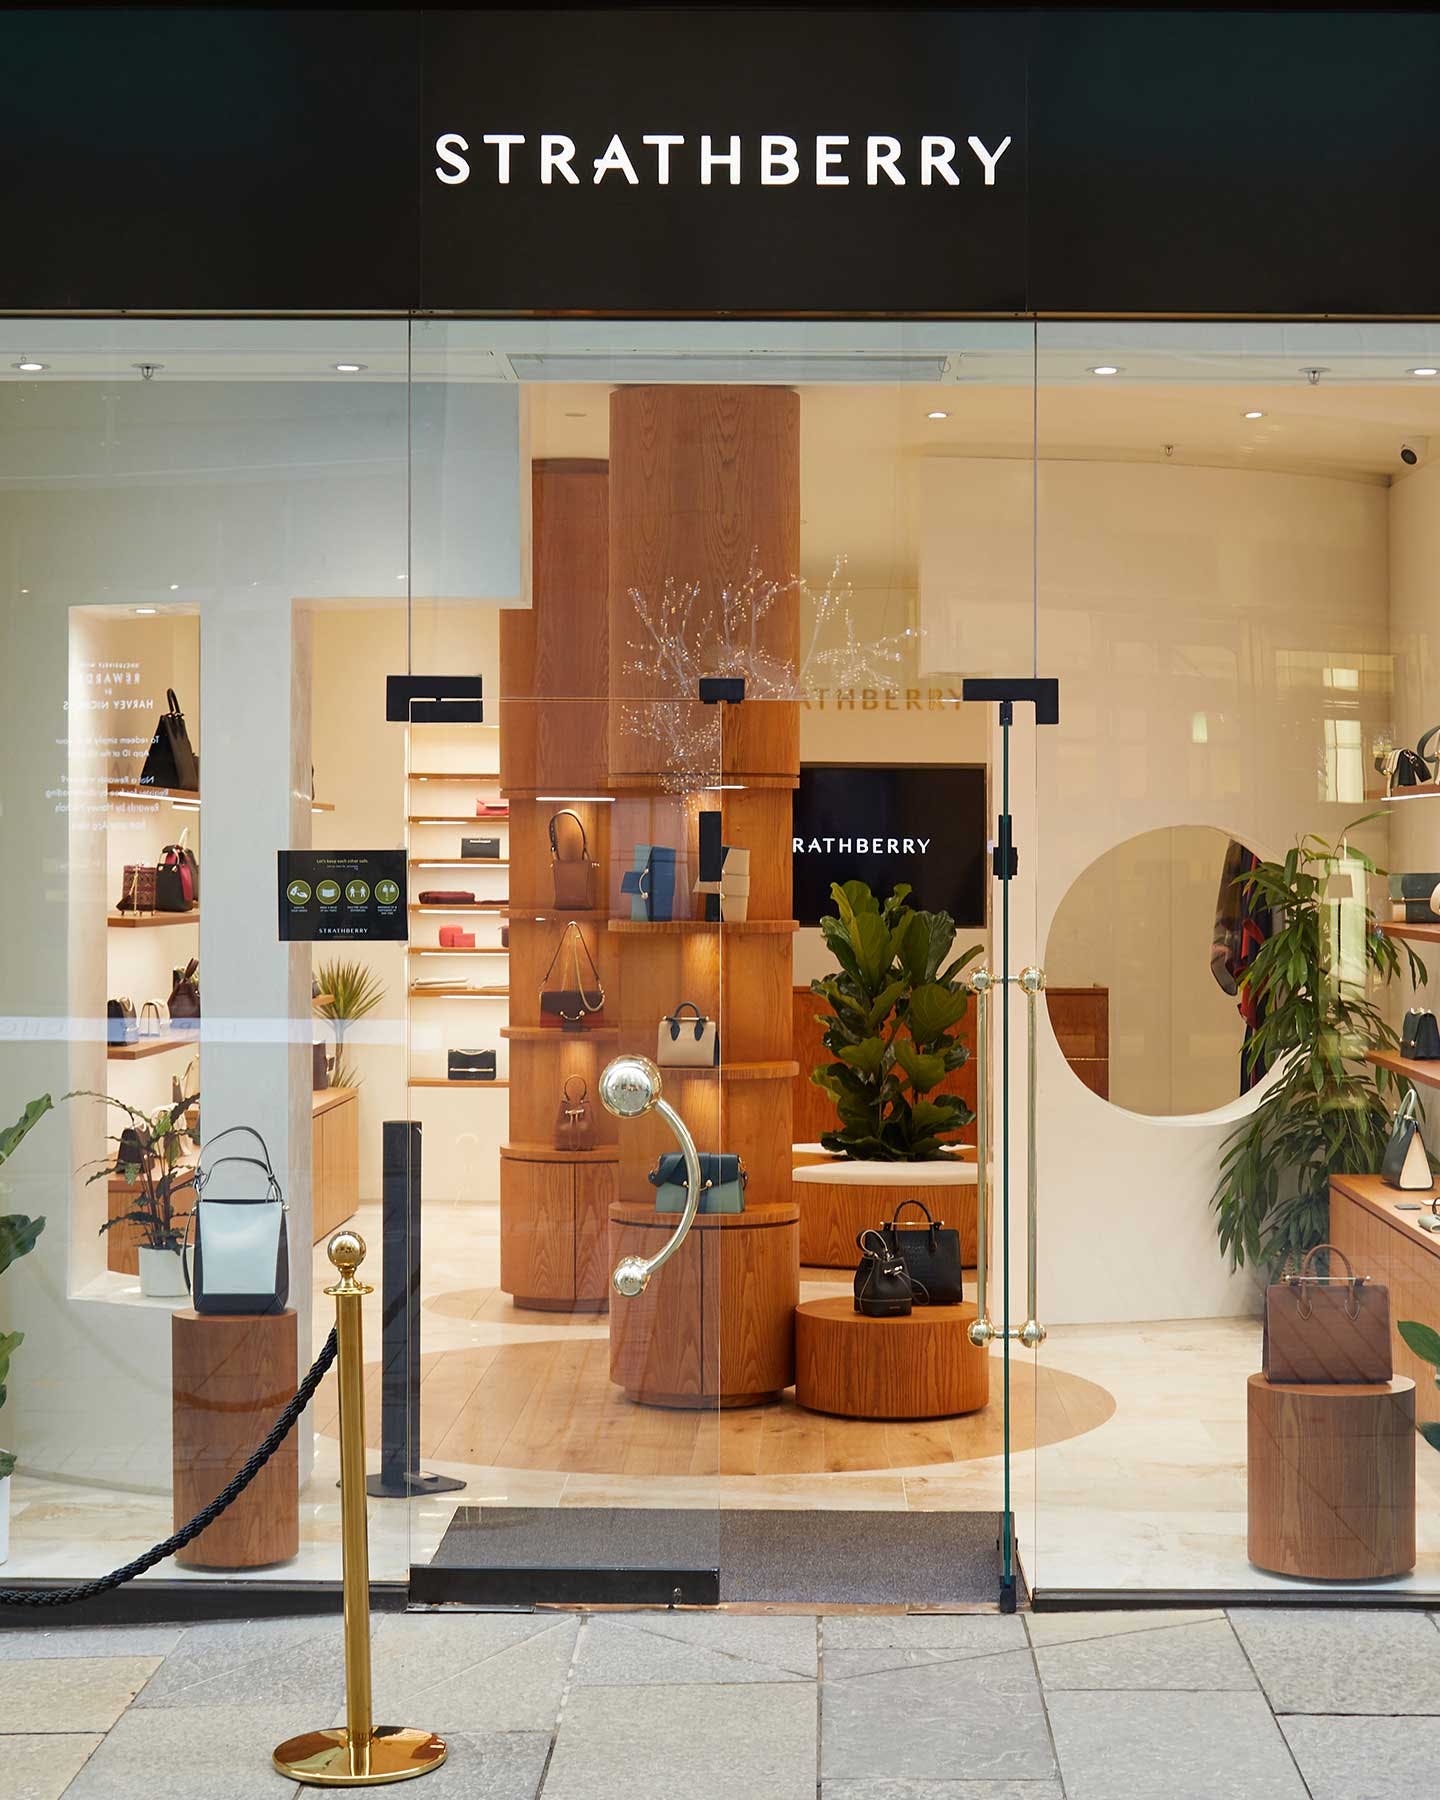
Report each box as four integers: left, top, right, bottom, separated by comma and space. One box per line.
890, 1197, 940, 1238
563, 1075, 588, 1105
857, 1228, 893, 1260
667, 1001, 705, 1041
167, 687, 183, 717
1417, 724, 1440, 767
1397, 1087, 1421, 1124
1294, 1242, 1361, 1285
194, 1124, 277, 1190
548, 809, 589, 862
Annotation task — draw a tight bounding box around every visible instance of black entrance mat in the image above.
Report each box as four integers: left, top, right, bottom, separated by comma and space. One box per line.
412, 1506, 1014, 1608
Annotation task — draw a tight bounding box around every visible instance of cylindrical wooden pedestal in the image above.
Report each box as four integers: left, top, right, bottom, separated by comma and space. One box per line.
792, 1158, 977, 1269
795, 1298, 989, 1420
172, 1308, 299, 1569
608, 1201, 798, 1408
1246, 1373, 1416, 1580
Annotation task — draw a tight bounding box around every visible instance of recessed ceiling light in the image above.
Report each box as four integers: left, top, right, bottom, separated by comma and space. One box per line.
19, 587, 29, 595
926, 409, 950, 420
168, 584, 179, 591
12, 359, 47, 372
1090, 365, 1120, 377
135, 606, 157, 615
333, 362, 367, 373
1243, 410, 1265, 420
1411, 368, 1439, 378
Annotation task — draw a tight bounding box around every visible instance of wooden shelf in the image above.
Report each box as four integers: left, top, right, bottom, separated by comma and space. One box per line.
1367, 782, 1440, 802
409, 901, 508, 913
408, 813, 510, 824
502, 1025, 619, 1042
608, 918, 798, 936
408, 1076, 509, 1089
502, 1141, 619, 1163
107, 912, 200, 929
106, 781, 201, 803
1367, 1048, 1440, 1089
408, 985, 509, 998
501, 787, 618, 802
107, 1033, 194, 1061
408, 859, 510, 869
309, 800, 336, 813
667, 1060, 800, 1082
512, 907, 612, 923
1380, 921, 1440, 944
408, 769, 500, 781
408, 946, 508, 956
606, 773, 799, 791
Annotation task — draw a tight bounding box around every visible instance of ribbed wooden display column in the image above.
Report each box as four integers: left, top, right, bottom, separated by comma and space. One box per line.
499, 458, 618, 1312
606, 386, 800, 1407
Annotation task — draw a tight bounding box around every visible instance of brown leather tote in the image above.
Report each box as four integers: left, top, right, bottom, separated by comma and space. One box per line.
1262, 1243, 1392, 1384
549, 810, 598, 911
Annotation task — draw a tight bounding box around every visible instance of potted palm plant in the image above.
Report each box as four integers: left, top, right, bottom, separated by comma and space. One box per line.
1, 1095, 51, 1563
313, 957, 386, 1089
81, 1093, 196, 1298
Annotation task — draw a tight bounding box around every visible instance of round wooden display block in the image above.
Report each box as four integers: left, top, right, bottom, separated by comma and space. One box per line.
792, 1153, 977, 1270
172, 1308, 299, 1569
1246, 1372, 1416, 1580
794, 1297, 989, 1420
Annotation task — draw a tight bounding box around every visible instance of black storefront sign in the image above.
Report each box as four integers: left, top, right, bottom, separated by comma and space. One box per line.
6, 8, 1440, 316
278, 851, 408, 943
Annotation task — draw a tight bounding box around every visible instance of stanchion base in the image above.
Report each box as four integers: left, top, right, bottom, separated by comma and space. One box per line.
273, 1726, 447, 1786
365, 1471, 467, 1498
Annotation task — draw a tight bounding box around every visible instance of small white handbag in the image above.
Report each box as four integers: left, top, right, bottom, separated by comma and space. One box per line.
137, 997, 170, 1038
188, 1126, 290, 1316
656, 1001, 720, 1067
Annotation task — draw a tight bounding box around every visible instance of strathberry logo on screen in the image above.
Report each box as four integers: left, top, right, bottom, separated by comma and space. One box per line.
794, 836, 933, 855
433, 132, 1012, 189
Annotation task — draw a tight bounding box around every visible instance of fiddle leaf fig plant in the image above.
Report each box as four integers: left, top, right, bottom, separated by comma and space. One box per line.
1396, 1320, 1440, 1454
810, 880, 980, 1161
1, 1094, 53, 1482
1212, 826, 1426, 1278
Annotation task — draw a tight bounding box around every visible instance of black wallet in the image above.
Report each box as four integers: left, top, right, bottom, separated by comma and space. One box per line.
448, 1048, 497, 1081
461, 837, 501, 860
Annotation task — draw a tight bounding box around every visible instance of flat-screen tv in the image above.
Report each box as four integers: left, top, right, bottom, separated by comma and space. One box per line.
792, 764, 987, 928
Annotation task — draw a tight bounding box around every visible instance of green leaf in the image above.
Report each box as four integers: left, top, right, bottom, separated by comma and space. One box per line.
1398, 1320, 1440, 1370
893, 1037, 946, 1093
849, 912, 894, 990
907, 982, 968, 1045
1420, 1423, 1440, 1455
896, 909, 955, 987
0, 1214, 45, 1280
0, 1095, 53, 1168
836, 1038, 886, 1078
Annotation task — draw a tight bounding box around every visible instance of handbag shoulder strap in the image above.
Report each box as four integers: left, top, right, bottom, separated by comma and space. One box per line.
567, 921, 602, 992
1418, 724, 1440, 766
196, 1124, 276, 1184
549, 809, 588, 861
167, 687, 182, 717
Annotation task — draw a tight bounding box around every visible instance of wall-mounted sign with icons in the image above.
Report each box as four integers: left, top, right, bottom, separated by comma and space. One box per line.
278, 850, 408, 942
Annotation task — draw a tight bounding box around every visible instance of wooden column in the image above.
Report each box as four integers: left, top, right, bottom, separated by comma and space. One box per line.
499, 457, 618, 1312
172, 1308, 298, 1569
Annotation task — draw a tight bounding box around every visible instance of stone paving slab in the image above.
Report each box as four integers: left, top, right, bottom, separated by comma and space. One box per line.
1045, 1689, 1310, 1800
1229, 1609, 1440, 1715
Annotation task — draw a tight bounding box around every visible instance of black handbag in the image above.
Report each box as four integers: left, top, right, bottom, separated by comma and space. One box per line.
1402, 1009, 1440, 1060
186, 1126, 288, 1317
1382, 1089, 1434, 1189
854, 1228, 918, 1318
140, 687, 199, 792
877, 1198, 964, 1306
448, 1048, 497, 1081
107, 996, 137, 1046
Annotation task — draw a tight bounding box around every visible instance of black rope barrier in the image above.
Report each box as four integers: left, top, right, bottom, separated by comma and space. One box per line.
0, 1327, 338, 1610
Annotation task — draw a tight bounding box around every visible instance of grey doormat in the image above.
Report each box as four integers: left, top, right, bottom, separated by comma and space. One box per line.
415, 1506, 1016, 1607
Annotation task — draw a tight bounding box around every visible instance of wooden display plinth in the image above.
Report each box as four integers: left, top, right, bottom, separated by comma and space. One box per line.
172, 1308, 299, 1569
794, 1298, 989, 1420
792, 1157, 977, 1270
608, 1200, 798, 1408
1246, 1372, 1415, 1580
501, 1143, 616, 1312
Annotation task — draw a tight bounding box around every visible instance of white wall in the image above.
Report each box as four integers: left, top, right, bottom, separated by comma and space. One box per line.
921, 457, 1393, 1325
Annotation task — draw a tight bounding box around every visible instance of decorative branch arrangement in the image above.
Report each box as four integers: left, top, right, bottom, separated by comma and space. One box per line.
621, 552, 914, 783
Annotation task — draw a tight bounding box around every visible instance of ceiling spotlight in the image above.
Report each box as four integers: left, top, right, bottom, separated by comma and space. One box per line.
168, 584, 179, 591
1411, 368, 1439, 378
1090, 365, 1120, 377
132, 363, 163, 381
1243, 410, 1265, 420
926, 409, 950, 420
12, 359, 47, 372
333, 362, 367, 373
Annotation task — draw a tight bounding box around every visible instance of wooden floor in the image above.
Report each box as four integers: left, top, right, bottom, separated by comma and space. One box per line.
319, 1287, 1116, 1478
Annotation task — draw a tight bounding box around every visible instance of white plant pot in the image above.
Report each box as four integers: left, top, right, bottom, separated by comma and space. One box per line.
138, 1246, 189, 1299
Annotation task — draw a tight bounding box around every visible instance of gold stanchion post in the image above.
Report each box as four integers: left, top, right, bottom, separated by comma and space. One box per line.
273, 1231, 447, 1787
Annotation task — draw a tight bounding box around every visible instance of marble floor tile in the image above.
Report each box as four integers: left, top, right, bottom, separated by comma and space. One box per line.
3, 1656, 162, 1733
1280, 1715, 1440, 1799
61, 1705, 317, 1799
1024, 1609, 1223, 1648
366, 1613, 579, 1733
0, 1731, 102, 1800
1228, 1609, 1440, 1713
822, 1650, 1056, 1783
541, 1683, 817, 1800
1046, 1690, 1309, 1800
132, 1617, 346, 1712
1034, 1617, 1256, 1690
0, 1625, 183, 1661
572, 1612, 817, 1684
